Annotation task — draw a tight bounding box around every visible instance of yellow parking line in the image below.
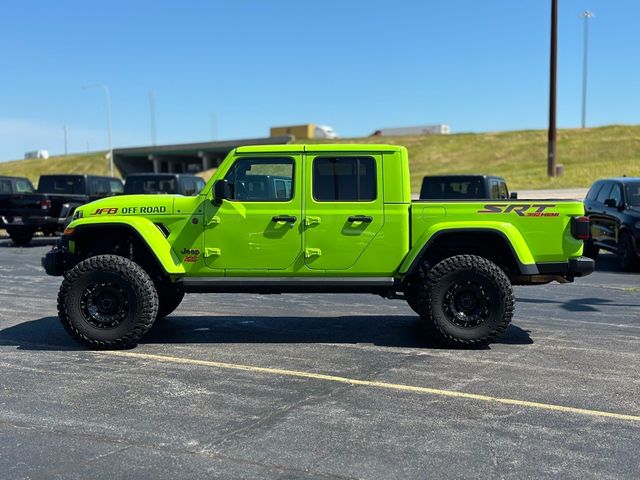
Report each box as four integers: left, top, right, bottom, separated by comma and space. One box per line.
101, 350, 640, 423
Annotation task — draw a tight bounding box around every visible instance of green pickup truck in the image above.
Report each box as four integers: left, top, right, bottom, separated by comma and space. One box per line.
43, 144, 594, 349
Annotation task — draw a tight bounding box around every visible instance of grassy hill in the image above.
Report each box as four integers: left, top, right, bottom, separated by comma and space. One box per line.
0, 152, 116, 184
1, 125, 638, 190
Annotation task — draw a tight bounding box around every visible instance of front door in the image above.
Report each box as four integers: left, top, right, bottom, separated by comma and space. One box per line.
204, 155, 302, 270
303, 154, 384, 270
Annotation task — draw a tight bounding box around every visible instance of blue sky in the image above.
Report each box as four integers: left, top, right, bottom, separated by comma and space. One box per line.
1, 0, 638, 160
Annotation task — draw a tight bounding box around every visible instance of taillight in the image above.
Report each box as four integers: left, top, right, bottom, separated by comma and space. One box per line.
39, 199, 52, 209
571, 216, 590, 240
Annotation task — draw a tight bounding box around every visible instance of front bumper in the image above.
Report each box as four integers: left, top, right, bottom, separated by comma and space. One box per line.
42, 245, 74, 276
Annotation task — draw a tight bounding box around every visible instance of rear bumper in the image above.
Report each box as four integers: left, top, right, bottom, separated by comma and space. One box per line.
536, 256, 595, 278
0, 214, 63, 228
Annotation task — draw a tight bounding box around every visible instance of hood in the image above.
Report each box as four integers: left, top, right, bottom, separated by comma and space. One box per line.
78, 194, 176, 219
628, 206, 640, 217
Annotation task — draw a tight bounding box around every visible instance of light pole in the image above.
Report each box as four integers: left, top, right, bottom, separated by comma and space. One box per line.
83, 84, 113, 176
581, 11, 594, 129
547, 0, 558, 177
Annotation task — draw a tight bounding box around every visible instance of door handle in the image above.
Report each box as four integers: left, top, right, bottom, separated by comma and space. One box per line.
272, 215, 297, 223
348, 215, 373, 223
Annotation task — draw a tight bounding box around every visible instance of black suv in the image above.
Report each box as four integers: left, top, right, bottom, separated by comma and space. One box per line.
584, 177, 640, 270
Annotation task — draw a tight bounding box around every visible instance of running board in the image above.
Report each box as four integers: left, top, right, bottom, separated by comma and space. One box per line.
179, 277, 396, 294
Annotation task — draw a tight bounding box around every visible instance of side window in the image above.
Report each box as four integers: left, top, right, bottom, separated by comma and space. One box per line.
109, 180, 124, 194
609, 184, 622, 206
92, 178, 111, 196
195, 178, 206, 194
15, 179, 35, 193
0, 180, 11, 193
182, 178, 196, 196
586, 183, 603, 201
595, 183, 612, 204
313, 157, 376, 202
499, 182, 509, 199
490, 181, 500, 199
224, 157, 294, 202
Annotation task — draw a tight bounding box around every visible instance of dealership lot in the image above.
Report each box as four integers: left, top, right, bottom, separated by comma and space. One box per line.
0, 238, 638, 479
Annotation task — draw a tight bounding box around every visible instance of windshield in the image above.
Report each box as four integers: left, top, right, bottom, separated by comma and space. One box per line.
124, 176, 178, 194
421, 177, 484, 199
625, 182, 640, 206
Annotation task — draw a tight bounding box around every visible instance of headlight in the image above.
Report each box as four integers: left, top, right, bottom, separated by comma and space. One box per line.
72, 209, 83, 221
635, 221, 640, 230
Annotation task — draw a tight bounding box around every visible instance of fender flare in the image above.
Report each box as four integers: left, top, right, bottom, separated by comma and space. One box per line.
67, 216, 186, 274
399, 223, 538, 276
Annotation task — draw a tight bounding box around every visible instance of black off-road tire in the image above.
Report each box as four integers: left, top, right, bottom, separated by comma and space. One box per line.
42, 226, 58, 237
618, 233, 640, 272
155, 282, 185, 320
406, 296, 422, 315
417, 255, 514, 347
7, 227, 34, 246
57, 255, 159, 349
583, 240, 599, 260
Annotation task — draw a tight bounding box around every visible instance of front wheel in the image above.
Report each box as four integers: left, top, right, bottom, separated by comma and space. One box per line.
57, 255, 159, 349
618, 233, 640, 271
417, 255, 514, 347
155, 282, 185, 320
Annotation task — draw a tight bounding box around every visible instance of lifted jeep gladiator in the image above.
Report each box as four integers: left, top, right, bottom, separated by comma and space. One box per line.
43, 144, 594, 349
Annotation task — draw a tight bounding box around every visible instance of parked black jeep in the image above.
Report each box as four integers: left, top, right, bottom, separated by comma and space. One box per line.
0, 174, 123, 246
584, 177, 640, 271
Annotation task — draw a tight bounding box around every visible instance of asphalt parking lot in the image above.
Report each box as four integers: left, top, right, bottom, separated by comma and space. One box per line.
0, 237, 638, 479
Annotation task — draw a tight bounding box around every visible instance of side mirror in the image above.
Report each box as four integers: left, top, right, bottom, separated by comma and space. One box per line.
509, 192, 518, 200
213, 179, 232, 204
604, 198, 618, 209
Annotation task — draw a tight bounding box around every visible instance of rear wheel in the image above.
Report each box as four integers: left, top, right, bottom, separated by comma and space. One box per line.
417, 255, 514, 347
583, 240, 599, 260
7, 227, 34, 246
618, 233, 639, 271
57, 255, 159, 349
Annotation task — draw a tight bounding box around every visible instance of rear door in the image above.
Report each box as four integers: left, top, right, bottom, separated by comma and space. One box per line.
303, 153, 384, 270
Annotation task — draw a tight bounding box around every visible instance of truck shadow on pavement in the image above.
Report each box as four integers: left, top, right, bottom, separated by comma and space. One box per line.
0, 315, 533, 351
517, 296, 639, 312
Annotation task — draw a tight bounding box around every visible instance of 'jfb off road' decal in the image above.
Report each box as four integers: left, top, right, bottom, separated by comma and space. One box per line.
91, 207, 118, 215
477, 204, 559, 217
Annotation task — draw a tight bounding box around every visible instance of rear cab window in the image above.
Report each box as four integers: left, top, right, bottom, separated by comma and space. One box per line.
38, 176, 85, 194
312, 157, 376, 201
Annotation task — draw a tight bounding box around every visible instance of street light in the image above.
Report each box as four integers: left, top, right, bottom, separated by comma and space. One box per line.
581, 11, 594, 129
547, 0, 558, 177
83, 83, 113, 176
